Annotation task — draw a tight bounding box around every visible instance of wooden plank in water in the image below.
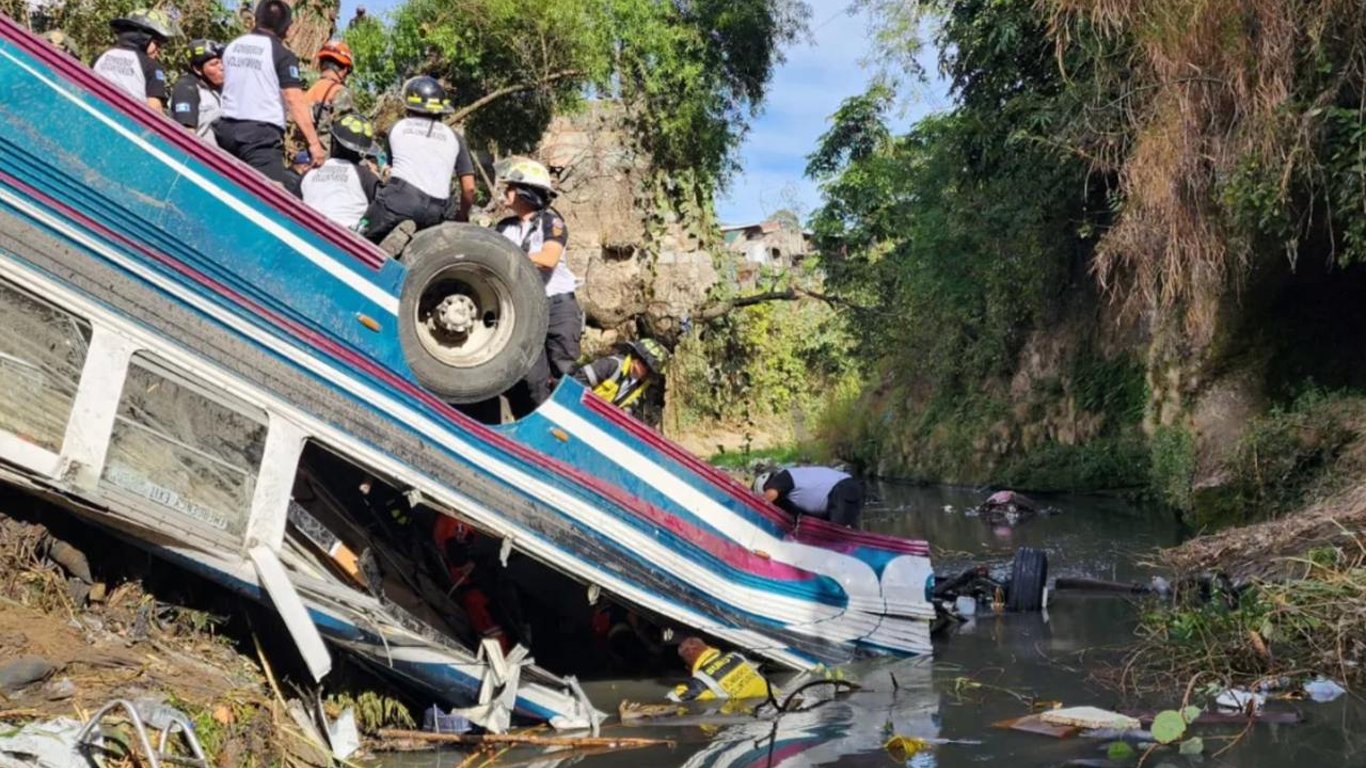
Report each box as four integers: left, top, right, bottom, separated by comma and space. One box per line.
992, 713, 1082, 739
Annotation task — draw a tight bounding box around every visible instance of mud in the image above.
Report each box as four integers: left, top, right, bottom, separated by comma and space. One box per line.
0, 499, 328, 766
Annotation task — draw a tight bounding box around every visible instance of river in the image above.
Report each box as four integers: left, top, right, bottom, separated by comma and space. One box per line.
379, 482, 1366, 767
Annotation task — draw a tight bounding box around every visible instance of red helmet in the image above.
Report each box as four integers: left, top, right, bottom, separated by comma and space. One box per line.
317, 39, 353, 68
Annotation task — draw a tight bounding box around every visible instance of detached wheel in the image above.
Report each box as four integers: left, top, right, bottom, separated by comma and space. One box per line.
398, 224, 547, 403
1006, 547, 1048, 612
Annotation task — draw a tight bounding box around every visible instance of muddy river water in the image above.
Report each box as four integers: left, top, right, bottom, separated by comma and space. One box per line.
380, 482, 1366, 767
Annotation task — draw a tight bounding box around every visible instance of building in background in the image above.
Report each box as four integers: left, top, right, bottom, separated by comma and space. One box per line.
721, 214, 812, 270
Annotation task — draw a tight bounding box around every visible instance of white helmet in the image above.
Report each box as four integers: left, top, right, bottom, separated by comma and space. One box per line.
496, 157, 555, 196
752, 471, 772, 494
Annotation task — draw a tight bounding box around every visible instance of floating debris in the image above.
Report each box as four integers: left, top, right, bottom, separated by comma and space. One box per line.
1040, 707, 1141, 731
1303, 677, 1347, 703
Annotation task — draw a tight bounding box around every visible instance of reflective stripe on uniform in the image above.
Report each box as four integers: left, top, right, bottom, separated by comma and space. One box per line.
668, 648, 769, 702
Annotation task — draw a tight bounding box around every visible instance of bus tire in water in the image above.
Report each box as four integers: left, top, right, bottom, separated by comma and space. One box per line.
398, 223, 548, 403
1006, 547, 1048, 612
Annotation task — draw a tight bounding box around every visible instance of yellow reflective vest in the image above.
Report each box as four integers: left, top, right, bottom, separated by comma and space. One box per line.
592, 355, 650, 411
668, 647, 771, 702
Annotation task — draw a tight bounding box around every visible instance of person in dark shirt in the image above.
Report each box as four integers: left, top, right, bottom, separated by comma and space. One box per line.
282, 149, 311, 197
753, 466, 865, 528
168, 39, 225, 146
495, 158, 580, 416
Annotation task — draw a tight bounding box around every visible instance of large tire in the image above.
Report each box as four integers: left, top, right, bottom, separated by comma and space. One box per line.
1006, 547, 1048, 612
398, 224, 548, 403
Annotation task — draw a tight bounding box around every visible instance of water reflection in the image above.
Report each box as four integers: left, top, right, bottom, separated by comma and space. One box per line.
378, 485, 1366, 767
680, 659, 940, 768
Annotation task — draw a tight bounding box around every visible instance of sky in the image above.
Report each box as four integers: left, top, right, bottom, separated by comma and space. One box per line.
714, 1, 949, 226
335, 0, 949, 227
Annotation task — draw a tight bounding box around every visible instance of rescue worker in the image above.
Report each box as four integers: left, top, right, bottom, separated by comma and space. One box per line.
92, 9, 176, 110
304, 40, 355, 152
496, 158, 582, 417
363, 77, 476, 243
572, 338, 669, 413
282, 149, 311, 197
215, 0, 325, 185
301, 113, 382, 232
668, 637, 771, 702
168, 39, 225, 146
432, 515, 517, 654
753, 465, 865, 528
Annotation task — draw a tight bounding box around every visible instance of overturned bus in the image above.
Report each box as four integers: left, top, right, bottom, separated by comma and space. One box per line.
0, 17, 935, 732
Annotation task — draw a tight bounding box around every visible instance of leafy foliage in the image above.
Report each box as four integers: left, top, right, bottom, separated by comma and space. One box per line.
1050, 0, 1366, 339
7, 0, 242, 73
345, 0, 806, 192
671, 267, 857, 432
802, 0, 1120, 479
1129, 548, 1366, 691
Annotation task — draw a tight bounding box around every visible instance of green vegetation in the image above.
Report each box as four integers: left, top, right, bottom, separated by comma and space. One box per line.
1149, 426, 1196, 512
801, 0, 1121, 484
1128, 545, 1366, 692
670, 264, 859, 450
997, 434, 1149, 492
1189, 389, 1359, 529
708, 443, 805, 470
800, 0, 1366, 513
346, 0, 806, 202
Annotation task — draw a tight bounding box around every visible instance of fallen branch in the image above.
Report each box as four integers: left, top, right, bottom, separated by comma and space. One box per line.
376, 728, 673, 750
448, 70, 583, 124
696, 287, 867, 322
778, 679, 860, 712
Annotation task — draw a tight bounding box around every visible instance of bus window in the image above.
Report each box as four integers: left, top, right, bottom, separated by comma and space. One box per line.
0, 281, 90, 451
101, 354, 266, 537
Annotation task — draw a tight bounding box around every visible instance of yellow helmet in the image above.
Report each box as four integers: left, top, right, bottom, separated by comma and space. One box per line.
496, 157, 555, 196
111, 8, 180, 40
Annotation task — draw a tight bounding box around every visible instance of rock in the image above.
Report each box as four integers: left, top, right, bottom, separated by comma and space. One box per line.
42, 677, 76, 701
0, 655, 57, 692
66, 579, 90, 607
87, 582, 106, 603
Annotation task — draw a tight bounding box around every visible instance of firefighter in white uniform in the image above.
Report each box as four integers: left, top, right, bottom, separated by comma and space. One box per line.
301, 113, 383, 232
92, 9, 176, 110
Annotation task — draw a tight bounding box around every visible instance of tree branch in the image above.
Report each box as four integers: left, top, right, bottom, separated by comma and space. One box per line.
448, 69, 583, 124
696, 286, 867, 322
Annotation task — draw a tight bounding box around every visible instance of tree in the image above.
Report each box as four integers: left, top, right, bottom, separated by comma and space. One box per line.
344, 0, 808, 196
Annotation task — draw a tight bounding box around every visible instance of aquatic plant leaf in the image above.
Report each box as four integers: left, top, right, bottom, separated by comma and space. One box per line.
1179, 736, 1204, 755
1151, 710, 1186, 744
1181, 706, 1202, 723
884, 735, 930, 761
1107, 741, 1135, 760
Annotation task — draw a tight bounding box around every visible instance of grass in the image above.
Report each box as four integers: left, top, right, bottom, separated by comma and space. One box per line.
707, 443, 806, 470
1122, 543, 1366, 694
996, 433, 1150, 492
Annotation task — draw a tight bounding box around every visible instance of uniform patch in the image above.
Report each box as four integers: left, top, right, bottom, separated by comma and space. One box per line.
550, 217, 564, 237
289, 65, 300, 79
174, 103, 190, 113
155, 70, 165, 80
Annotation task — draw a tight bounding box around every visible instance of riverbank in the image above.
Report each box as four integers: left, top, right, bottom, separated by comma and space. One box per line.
1117, 480, 1366, 694
0, 493, 416, 765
